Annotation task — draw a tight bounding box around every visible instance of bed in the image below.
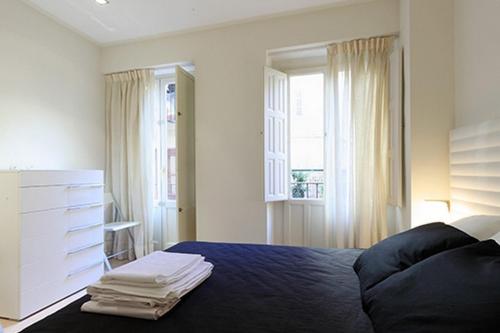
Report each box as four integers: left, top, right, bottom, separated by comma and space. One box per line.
18, 225, 500, 333
20, 241, 373, 333
20, 119, 500, 333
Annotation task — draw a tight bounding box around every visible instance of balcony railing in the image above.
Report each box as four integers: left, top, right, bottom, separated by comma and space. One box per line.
291, 182, 324, 199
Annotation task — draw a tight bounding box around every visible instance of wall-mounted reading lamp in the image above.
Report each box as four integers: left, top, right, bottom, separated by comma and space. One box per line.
423, 200, 450, 223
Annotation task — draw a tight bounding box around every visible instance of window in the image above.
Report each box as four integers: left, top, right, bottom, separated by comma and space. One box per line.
289, 73, 325, 199
263, 68, 325, 202
153, 78, 177, 204
266, 42, 400, 204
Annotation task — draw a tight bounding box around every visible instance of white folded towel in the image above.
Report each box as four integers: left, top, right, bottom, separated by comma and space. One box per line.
90, 294, 175, 308
89, 261, 213, 300
81, 300, 179, 320
83, 251, 213, 320
101, 251, 204, 287
102, 256, 207, 289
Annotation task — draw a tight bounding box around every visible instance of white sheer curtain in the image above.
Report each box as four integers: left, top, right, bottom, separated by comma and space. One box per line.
105, 69, 155, 258
325, 37, 393, 248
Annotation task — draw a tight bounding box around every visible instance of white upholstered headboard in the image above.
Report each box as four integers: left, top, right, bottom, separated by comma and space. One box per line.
450, 119, 500, 218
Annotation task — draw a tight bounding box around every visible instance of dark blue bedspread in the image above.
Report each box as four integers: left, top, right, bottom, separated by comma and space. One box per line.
21, 242, 373, 333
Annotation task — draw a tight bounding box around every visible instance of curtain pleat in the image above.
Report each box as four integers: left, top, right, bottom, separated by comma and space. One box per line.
105, 69, 155, 259
325, 37, 393, 248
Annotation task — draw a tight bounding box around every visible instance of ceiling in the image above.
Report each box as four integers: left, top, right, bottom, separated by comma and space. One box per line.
25, 0, 358, 45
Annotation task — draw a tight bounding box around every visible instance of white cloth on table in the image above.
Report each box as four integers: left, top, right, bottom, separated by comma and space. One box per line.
100, 251, 204, 287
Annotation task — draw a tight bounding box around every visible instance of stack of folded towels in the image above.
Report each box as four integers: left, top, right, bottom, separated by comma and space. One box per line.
81, 251, 213, 320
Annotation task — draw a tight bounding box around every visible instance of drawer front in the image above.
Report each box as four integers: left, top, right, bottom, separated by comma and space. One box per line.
19, 170, 103, 187
20, 185, 103, 213
65, 244, 104, 275
20, 262, 102, 319
21, 225, 103, 266
21, 206, 104, 265
21, 205, 103, 240
21, 244, 104, 295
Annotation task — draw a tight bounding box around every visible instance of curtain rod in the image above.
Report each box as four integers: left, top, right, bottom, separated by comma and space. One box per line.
105, 62, 194, 76
268, 33, 399, 57
348, 33, 399, 42
104, 67, 156, 76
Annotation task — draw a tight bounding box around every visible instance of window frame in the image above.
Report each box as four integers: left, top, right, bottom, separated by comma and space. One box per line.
153, 74, 176, 208
286, 67, 327, 202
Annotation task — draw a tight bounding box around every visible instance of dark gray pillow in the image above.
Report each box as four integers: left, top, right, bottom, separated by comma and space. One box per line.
353, 222, 477, 295
363, 240, 500, 333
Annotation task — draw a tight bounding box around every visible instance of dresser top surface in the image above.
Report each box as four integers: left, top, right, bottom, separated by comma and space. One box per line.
0, 170, 103, 173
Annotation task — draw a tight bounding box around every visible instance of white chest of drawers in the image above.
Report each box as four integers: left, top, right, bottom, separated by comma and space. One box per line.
0, 170, 104, 320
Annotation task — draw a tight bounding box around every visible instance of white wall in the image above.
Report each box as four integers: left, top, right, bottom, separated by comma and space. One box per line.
0, 0, 104, 170
400, 0, 455, 227
101, 0, 400, 244
454, 0, 500, 127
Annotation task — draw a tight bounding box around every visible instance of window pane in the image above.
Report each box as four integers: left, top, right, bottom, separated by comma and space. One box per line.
153, 79, 177, 204
289, 73, 324, 199
165, 83, 176, 201
153, 81, 161, 202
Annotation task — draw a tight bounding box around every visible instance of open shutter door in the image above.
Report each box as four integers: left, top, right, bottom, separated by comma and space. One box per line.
264, 67, 288, 202
176, 66, 196, 241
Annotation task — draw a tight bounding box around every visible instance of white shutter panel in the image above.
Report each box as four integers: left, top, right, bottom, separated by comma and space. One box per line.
264, 67, 288, 202
175, 66, 196, 241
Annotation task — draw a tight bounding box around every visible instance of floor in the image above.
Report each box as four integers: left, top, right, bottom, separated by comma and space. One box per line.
0, 258, 130, 333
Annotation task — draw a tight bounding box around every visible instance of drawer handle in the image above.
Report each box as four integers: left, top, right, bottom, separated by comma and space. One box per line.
67, 222, 103, 233
66, 184, 104, 190
67, 242, 104, 256
66, 203, 103, 212
67, 260, 103, 279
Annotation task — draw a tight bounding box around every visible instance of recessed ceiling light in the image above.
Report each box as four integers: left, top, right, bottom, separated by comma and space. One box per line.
95, 0, 109, 5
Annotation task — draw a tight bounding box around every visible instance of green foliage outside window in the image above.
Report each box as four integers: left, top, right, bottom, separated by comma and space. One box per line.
291, 171, 307, 198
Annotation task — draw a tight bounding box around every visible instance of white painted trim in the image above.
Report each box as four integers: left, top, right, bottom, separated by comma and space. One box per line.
286, 66, 326, 76
154, 63, 195, 78
287, 199, 324, 205
282, 200, 326, 247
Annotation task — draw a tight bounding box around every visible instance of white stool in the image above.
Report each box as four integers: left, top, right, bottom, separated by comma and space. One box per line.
103, 221, 141, 271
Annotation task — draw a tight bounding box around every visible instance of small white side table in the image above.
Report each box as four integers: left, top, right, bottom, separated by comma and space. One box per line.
103, 221, 141, 271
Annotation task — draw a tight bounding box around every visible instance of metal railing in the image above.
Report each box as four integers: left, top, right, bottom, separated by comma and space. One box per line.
291, 182, 324, 199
